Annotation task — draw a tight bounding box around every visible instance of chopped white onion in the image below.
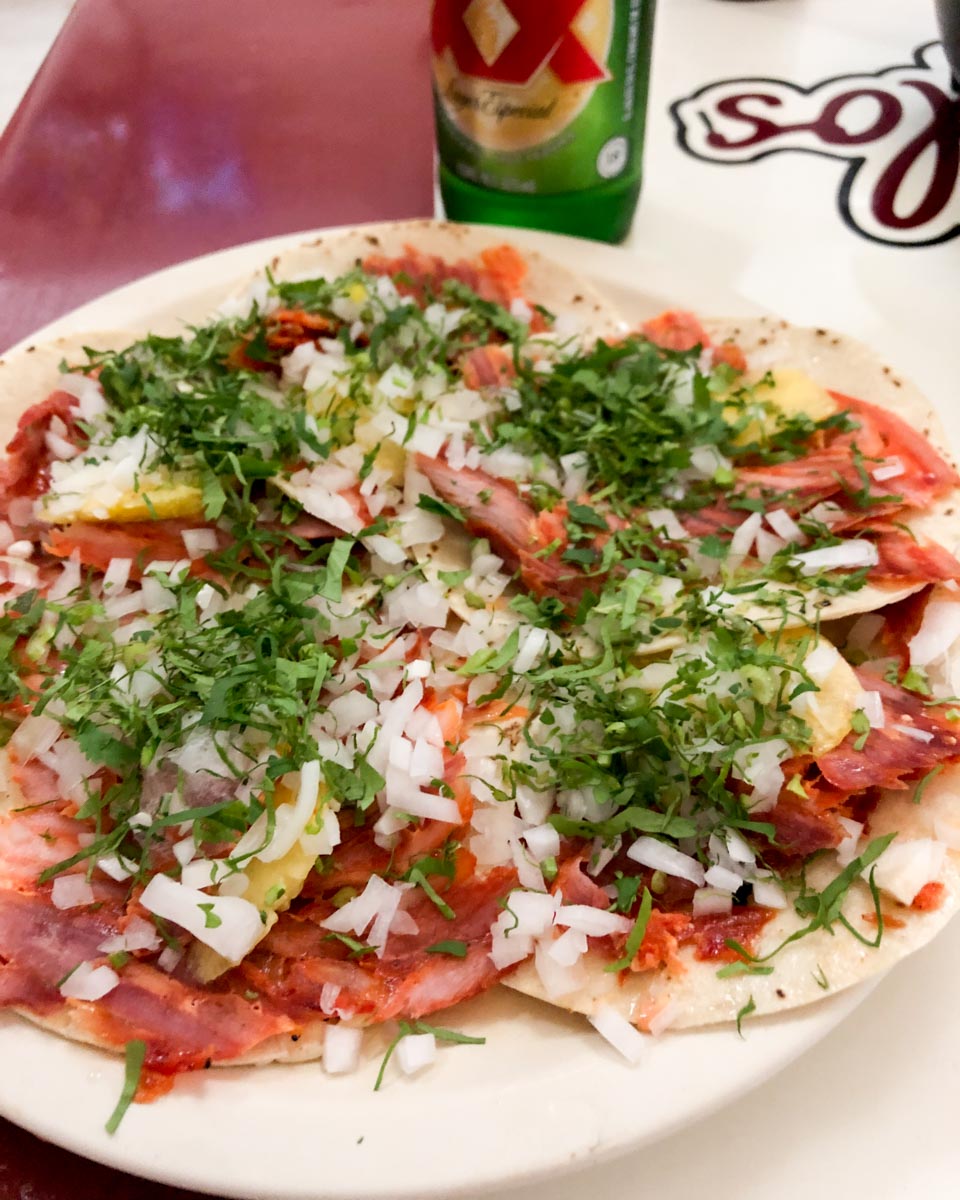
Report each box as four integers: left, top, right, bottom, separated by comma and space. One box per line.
704, 864, 744, 894
256, 760, 323, 863
321, 874, 410, 958
522, 823, 561, 863
857, 690, 885, 729
51, 875, 95, 910
364, 534, 407, 565
646, 508, 687, 542
692, 887, 732, 916
139, 874, 263, 963
728, 511, 763, 562
648, 1001, 678, 1037
872, 457, 905, 481
547, 927, 588, 967
157, 945, 183, 973
554, 904, 632, 937
627, 837, 705, 887
396, 1032, 437, 1076
870, 838, 946, 906
505, 890, 558, 938
724, 829, 756, 866
732, 739, 791, 812
790, 540, 879, 576
766, 509, 803, 542
892, 723, 934, 743
9, 714, 62, 762
836, 817, 864, 867
804, 642, 841, 684
181, 528, 219, 559
752, 878, 788, 908
98, 917, 162, 955
489, 920, 533, 970
754, 528, 787, 564
59, 962, 120, 1001
588, 1005, 646, 1064
514, 626, 549, 674
533, 938, 585, 999
97, 854, 136, 881
323, 1024, 363, 1075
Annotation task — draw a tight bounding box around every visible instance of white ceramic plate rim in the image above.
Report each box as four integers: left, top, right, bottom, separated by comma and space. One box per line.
0, 223, 877, 1199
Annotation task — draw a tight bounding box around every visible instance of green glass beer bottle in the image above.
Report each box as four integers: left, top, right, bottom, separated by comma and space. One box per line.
431, 0, 657, 244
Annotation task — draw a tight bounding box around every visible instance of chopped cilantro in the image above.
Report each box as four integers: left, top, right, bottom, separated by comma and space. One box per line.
105, 1040, 147, 1134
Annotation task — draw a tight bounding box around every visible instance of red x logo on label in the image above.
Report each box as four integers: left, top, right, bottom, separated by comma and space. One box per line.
432, 0, 608, 86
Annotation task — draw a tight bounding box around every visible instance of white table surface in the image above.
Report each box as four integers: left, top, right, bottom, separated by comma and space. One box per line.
2, 2, 959, 1198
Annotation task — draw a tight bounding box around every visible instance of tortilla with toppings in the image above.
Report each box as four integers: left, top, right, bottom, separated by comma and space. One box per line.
0, 223, 958, 1106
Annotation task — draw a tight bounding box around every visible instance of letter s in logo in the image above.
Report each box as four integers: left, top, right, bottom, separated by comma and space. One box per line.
670, 42, 960, 248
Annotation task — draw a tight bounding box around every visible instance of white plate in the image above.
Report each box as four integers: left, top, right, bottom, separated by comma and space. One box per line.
0, 224, 876, 1199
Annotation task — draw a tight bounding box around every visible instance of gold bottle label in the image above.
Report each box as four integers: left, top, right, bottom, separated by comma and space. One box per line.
432, 0, 614, 153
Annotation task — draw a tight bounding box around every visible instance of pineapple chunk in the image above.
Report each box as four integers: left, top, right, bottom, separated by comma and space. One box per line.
101, 480, 204, 522
188, 838, 319, 983
188, 781, 328, 983
756, 369, 837, 422
789, 638, 862, 755
730, 368, 837, 445
41, 477, 204, 524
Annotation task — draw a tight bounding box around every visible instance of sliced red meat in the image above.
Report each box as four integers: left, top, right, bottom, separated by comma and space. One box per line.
231, 867, 518, 1026
415, 455, 595, 606
265, 308, 337, 352
711, 342, 747, 372
88, 962, 294, 1074
877, 588, 935, 662
282, 515, 340, 540
460, 345, 515, 390
763, 792, 845, 858
868, 526, 960, 584
641, 310, 710, 353
372, 867, 516, 1020
735, 448, 857, 506
0, 392, 83, 520
816, 672, 960, 792
363, 243, 535, 314
0, 888, 122, 1009
0, 808, 87, 887
43, 519, 219, 579
689, 906, 775, 962
551, 855, 609, 908
834, 393, 960, 509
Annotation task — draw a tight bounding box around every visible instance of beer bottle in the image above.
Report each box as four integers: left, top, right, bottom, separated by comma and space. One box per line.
431, 0, 657, 244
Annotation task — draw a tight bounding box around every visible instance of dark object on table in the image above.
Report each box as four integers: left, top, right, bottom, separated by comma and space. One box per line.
0, 0, 434, 352
0, 1115, 207, 1200
936, 0, 960, 88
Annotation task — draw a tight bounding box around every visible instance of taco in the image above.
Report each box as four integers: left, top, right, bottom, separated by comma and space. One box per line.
0, 223, 957, 1107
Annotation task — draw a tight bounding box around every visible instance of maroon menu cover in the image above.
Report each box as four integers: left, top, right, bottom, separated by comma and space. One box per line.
0, 0, 434, 352
0, 1, 430, 1193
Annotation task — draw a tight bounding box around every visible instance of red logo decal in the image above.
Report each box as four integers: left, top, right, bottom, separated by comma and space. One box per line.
432, 0, 607, 87
670, 42, 960, 247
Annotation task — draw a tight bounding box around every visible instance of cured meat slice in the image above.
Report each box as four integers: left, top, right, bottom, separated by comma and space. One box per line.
43, 520, 219, 578
0, 392, 82, 520
415, 454, 592, 605
229, 867, 518, 1027
816, 672, 960, 792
